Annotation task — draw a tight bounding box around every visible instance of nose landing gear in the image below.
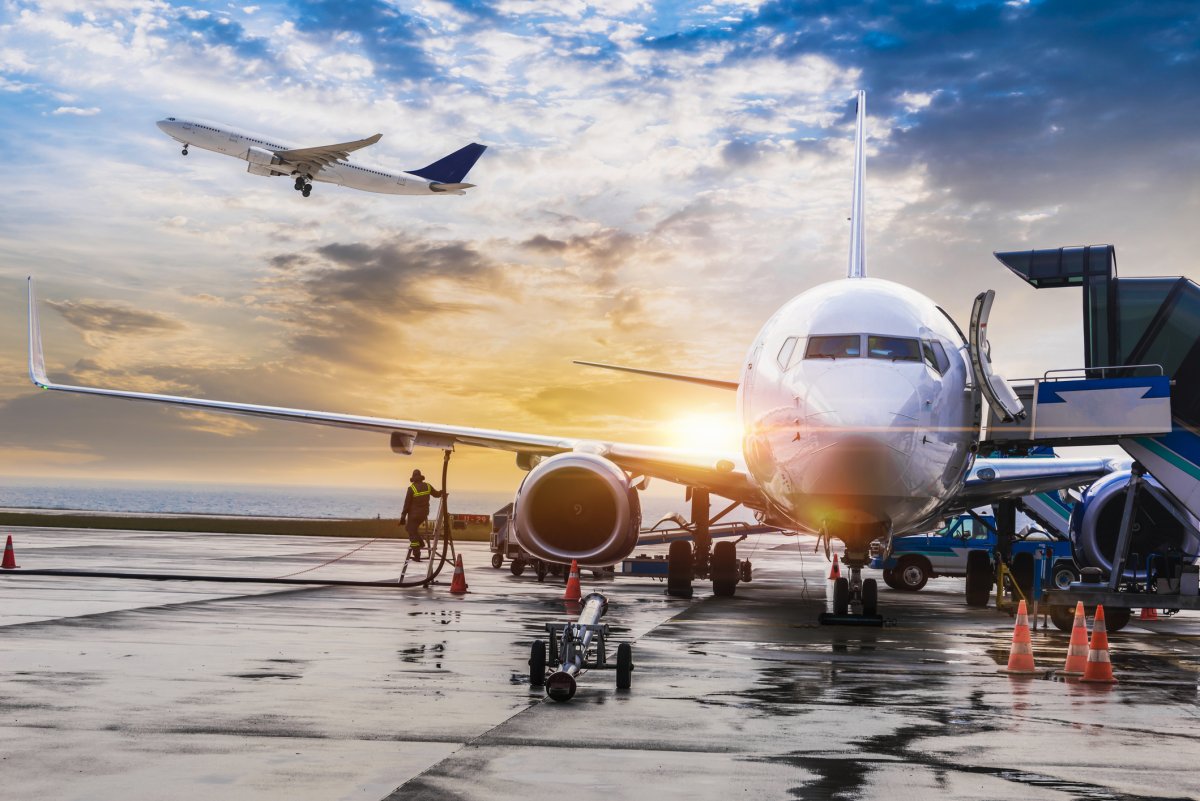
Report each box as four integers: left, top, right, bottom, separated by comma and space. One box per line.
822, 556, 884, 626
181, 146, 189, 156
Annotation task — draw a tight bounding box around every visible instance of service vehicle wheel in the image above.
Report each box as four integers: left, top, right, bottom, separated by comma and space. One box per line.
1105, 607, 1132, 632
833, 576, 850, 615
1052, 563, 1079, 590
510, 558, 526, 577
862, 578, 878, 616
529, 641, 546, 685
965, 550, 992, 607
1048, 605, 1075, 633
615, 642, 633, 690
667, 540, 693, 598
881, 569, 902, 590
491, 553, 504, 569
895, 557, 930, 592
712, 541, 737, 597
1010, 552, 1035, 601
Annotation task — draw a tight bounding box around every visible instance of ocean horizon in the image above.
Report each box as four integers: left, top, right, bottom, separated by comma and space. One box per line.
0, 477, 754, 526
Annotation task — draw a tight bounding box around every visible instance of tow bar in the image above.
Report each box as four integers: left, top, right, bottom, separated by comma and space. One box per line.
528, 592, 634, 701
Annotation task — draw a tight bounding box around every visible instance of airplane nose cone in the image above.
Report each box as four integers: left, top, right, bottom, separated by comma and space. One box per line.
796, 361, 924, 497
156, 120, 170, 132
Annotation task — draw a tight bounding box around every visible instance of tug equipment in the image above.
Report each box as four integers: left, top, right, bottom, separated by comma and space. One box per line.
529, 592, 632, 702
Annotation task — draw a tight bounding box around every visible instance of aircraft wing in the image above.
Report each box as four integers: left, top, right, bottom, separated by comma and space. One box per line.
273, 133, 382, 172
943, 455, 1126, 514
26, 279, 762, 507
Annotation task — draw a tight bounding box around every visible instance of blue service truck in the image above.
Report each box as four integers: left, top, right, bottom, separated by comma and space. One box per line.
869, 514, 1078, 592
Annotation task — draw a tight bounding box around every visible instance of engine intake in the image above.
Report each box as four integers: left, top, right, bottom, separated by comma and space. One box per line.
1070, 470, 1200, 579
512, 452, 641, 566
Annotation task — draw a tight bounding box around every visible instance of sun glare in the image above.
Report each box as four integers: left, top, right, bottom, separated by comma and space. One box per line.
666, 413, 744, 453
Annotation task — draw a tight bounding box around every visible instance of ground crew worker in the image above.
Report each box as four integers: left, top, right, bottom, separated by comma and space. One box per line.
400, 469, 444, 561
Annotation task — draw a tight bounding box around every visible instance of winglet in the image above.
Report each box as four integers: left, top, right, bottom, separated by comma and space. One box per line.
847, 90, 866, 279
27, 277, 50, 388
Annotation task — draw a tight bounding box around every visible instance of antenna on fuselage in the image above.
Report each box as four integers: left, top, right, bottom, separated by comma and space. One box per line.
847, 90, 866, 279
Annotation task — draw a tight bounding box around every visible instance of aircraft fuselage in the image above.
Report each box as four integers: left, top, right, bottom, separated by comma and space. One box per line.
740, 277, 979, 556
156, 117, 448, 196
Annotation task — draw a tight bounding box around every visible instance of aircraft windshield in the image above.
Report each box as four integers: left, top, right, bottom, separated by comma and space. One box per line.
867, 335, 921, 362
805, 335, 861, 359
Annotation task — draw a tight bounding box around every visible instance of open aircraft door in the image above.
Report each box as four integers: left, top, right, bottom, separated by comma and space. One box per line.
969, 290, 1026, 423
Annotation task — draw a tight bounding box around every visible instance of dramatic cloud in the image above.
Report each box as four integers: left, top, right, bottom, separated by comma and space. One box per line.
0, 0, 1196, 489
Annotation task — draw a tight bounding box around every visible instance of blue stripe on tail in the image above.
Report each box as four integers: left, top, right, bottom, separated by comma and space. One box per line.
408, 143, 487, 183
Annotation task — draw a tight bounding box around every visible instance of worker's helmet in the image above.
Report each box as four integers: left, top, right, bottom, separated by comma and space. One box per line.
410, 469, 424, 481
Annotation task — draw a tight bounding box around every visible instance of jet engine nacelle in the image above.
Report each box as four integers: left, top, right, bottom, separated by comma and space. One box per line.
244, 146, 282, 167
512, 452, 641, 567
1069, 470, 1200, 579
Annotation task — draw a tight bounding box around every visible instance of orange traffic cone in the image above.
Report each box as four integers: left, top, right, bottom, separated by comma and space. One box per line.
1, 535, 17, 569
448, 554, 468, 594
1059, 601, 1089, 676
1139, 606, 1159, 621
1003, 599, 1038, 675
1080, 605, 1118, 684
828, 553, 841, 581
563, 559, 582, 602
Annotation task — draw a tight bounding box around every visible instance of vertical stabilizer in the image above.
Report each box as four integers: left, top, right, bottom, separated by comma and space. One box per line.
847, 90, 866, 279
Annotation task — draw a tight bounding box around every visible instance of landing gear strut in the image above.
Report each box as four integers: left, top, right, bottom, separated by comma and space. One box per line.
665, 488, 752, 599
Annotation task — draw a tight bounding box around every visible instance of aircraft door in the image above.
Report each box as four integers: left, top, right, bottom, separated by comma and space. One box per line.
969, 290, 1026, 423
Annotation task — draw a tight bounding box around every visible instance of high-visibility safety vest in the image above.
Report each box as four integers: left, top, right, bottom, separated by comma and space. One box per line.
410, 483, 432, 497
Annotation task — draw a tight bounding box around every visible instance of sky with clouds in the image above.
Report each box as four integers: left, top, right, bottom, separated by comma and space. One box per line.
0, 0, 1197, 493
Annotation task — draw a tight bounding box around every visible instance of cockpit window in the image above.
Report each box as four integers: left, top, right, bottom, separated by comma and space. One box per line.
866, 335, 921, 361
805, 335, 861, 359
167, 117, 176, 121
777, 336, 800, 369
923, 339, 951, 374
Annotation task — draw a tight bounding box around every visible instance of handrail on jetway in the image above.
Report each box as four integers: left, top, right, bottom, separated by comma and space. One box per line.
1040, 363, 1164, 380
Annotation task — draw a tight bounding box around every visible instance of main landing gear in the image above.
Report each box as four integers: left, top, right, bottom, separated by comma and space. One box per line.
821, 554, 884, 626
665, 489, 753, 599
293, 175, 313, 197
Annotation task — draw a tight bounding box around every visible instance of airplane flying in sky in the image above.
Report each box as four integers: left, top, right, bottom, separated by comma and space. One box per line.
156, 117, 486, 197
32, 93, 1117, 616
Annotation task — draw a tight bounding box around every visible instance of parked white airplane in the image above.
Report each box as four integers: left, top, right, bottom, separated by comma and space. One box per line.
32, 93, 1116, 615
156, 117, 486, 197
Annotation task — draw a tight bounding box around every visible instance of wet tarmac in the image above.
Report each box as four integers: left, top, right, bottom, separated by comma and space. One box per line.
1, 526, 1197, 800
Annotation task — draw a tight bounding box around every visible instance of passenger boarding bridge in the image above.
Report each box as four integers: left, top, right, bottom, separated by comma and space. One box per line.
982, 244, 1200, 521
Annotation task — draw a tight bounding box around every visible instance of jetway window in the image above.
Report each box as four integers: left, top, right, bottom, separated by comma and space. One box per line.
867, 336, 920, 362
805, 335, 861, 359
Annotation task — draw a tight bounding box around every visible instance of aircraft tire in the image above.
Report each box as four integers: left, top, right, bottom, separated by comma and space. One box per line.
667, 540, 693, 598
712, 541, 737, 597
510, 558, 526, 577
302, 186, 312, 197
833, 576, 850, 615
615, 643, 633, 690
965, 550, 993, 607
181, 148, 188, 156
862, 578, 878, 616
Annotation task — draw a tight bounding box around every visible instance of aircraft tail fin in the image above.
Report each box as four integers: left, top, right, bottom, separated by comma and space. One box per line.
409, 143, 487, 184
848, 90, 866, 279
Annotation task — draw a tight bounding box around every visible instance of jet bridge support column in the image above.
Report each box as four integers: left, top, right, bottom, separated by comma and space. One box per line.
691, 489, 711, 578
